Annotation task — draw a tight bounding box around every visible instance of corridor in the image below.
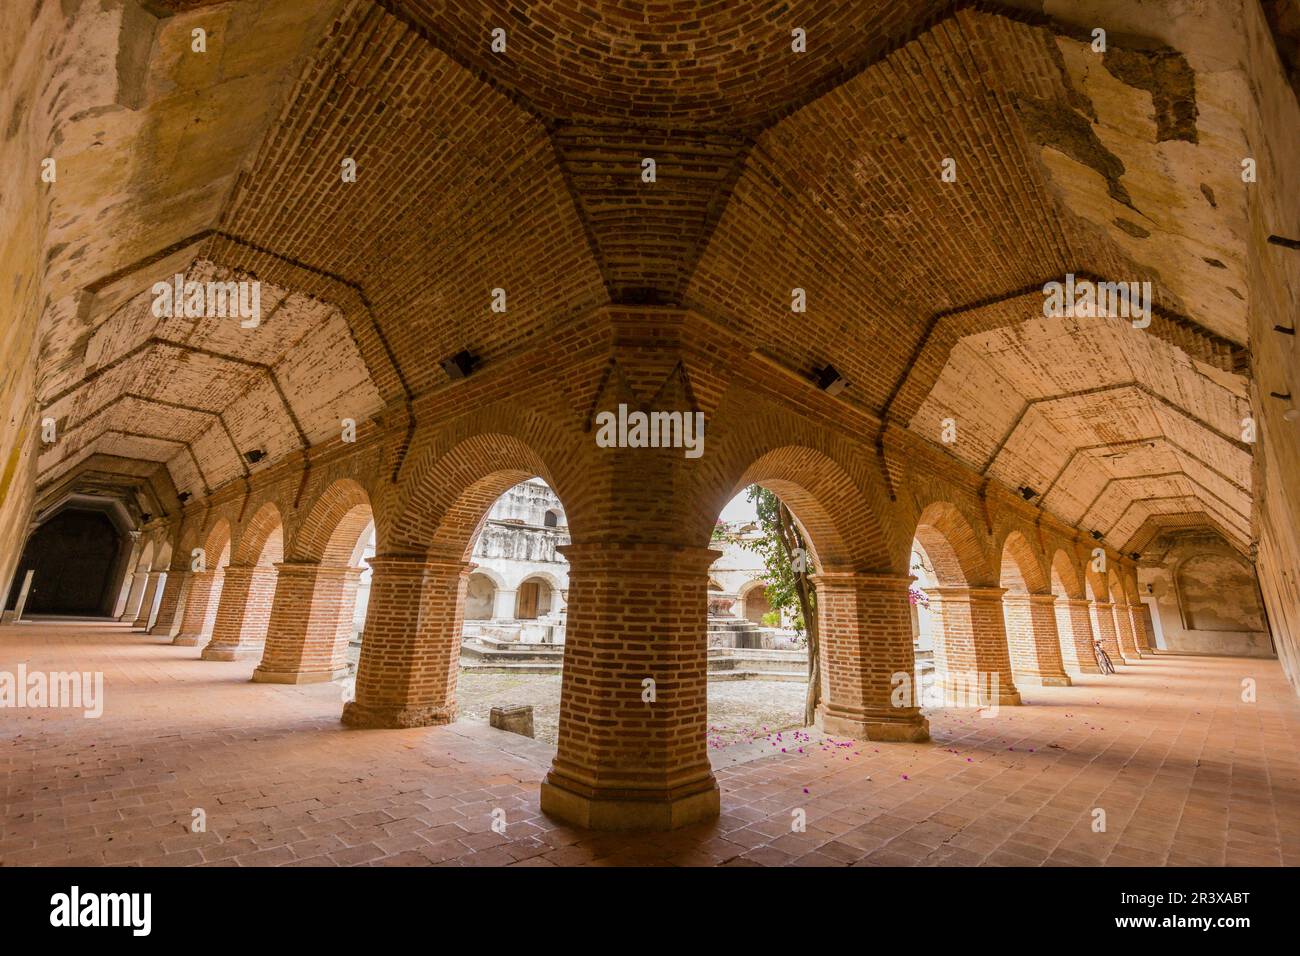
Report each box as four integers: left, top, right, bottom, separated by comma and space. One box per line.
3, 618, 1296, 867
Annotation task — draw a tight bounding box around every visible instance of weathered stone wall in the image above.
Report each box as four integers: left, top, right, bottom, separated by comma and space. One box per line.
0, 0, 60, 599
1238, 0, 1300, 691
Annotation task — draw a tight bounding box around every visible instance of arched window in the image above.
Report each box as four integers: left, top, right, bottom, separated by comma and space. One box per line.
543, 510, 559, 528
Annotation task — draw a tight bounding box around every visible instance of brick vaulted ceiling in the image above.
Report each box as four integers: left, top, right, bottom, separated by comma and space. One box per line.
34, 0, 1261, 555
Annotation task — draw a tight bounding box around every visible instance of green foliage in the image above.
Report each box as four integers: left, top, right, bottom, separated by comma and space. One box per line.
737, 485, 810, 634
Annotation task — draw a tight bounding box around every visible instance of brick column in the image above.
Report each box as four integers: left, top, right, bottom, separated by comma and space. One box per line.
1055, 597, 1102, 674
927, 586, 1021, 706
814, 571, 928, 741
1130, 603, 1155, 653
1002, 592, 1071, 687
148, 569, 190, 638
118, 571, 148, 622
1091, 601, 1125, 664
1113, 600, 1141, 659
541, 542, 720, 831
131, 571, 165, 629
173, 570, 220, 645
200, 564, 278, 661
342, 554, 466, 728
112, 549, 140, 617
254, 562, 361, 684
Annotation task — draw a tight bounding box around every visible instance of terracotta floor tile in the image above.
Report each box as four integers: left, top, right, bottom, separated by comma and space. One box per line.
3, 619, 1298, 866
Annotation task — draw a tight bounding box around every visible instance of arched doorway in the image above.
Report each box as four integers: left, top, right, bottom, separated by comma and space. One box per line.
464, 571, 498, 621
740, 582, 772, 624
998, 531, 1070, 687
453, 480, 570, 738
1050, 550, 1101, 674
255, 479, 375, 684
911, 502, 1020, 707
6, 509, 125, 616
172, 519, 232, 646
201, 504, 283, 662
344, 433, 574, 738
705, 442, 924, 746
515, 574, 556, 619
706, 486, 808, 748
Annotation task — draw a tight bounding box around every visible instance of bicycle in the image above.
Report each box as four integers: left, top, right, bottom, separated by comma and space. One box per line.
1094, 640, 1116, 674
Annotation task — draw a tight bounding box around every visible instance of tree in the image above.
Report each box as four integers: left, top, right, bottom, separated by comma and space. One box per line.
738, 485, 820, 725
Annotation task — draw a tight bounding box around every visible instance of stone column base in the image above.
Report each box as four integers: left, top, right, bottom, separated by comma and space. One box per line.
172, 633, 206, 647
539, 772, 720, 831
252, 665, 349, 685
820, 708, 930, 742
200, 642, 264, 662
340, 700, 454, 729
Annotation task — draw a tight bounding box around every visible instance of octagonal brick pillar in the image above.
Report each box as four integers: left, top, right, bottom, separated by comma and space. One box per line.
1002, 592, 1071, 687
342, 554, 466, 728
1130, 603, 1155, 654
1112, 599, 1141, 660
200, 563, 278, 661
173, 570, 218, 645
148, 568, 190, 638
254, 562, 362, 684
927, 586, 1021, 706
1055, 597, 1102, 674
812, 571, 929, 741
541, 540, 720, 831
118, 571, 149, 622
131, 570, 165, 629
1091, 601, 1125, 664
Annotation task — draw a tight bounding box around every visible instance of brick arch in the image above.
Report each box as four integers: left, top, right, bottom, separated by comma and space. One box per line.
1120, 567, 1143, 605
233, 502, 284, 567
701, 443, 895, 573
136, 539, 155, 572
391, 398, 587, 555
174, 518, 204, 564
696, 398, 899, 572
999, 530, 1049, 594
1049, 548, 1085, 599
1107, 568, 1125, 604
391, 432, 570, 559
910, 501, 993, 587
289, 478, 376, 568
201, 518, 233, 569
154, 539, 173, 570
1085, 564, 1108, 602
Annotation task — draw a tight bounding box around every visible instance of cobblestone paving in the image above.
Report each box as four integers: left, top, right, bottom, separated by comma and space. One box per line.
455, 672, 808, 747
343, 655, 809, 747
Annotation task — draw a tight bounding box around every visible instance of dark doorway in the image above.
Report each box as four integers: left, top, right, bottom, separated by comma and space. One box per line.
5, 510, 124, 616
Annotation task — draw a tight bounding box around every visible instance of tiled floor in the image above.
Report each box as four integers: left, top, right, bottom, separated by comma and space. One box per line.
2, 618, 1297, 866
